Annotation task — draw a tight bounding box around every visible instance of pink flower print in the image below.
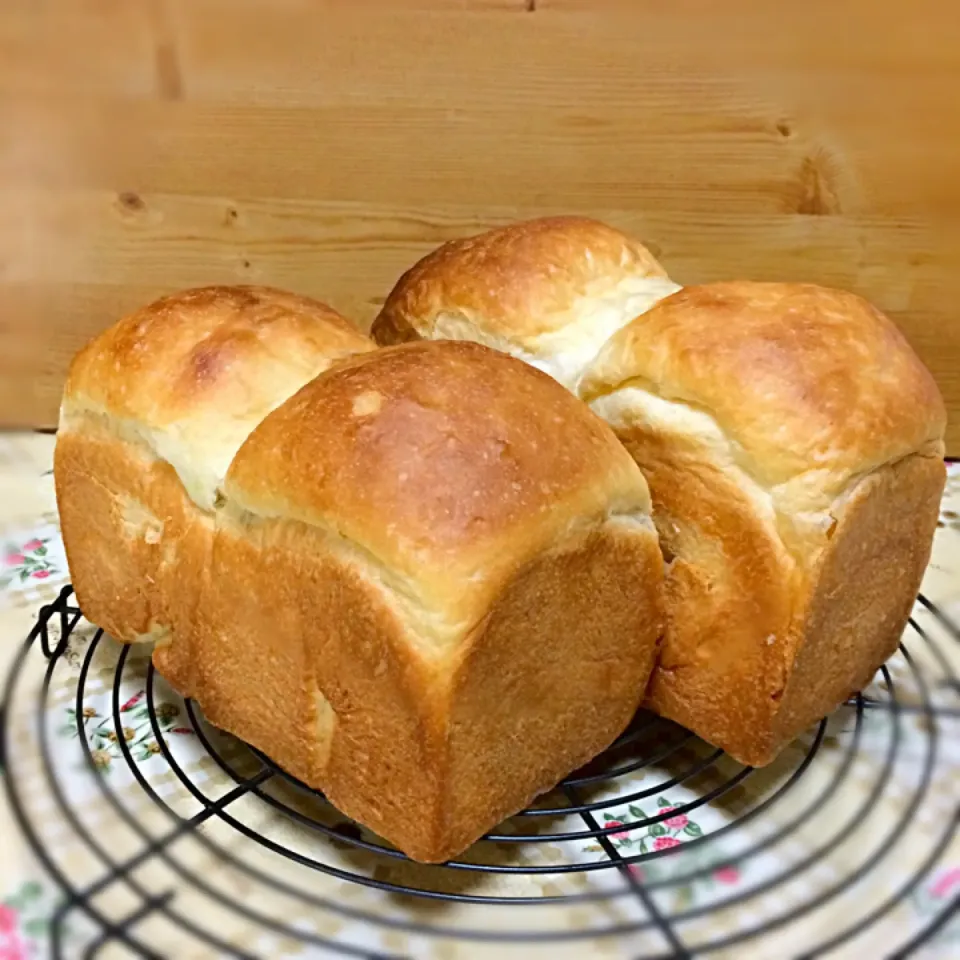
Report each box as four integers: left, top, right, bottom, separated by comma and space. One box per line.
22, 539, 43, 552
32, 570, 50, 580
931, 866, 960, 898
714, 865, 740, 885
120, 691, 145, 712
4, 553, 24, 567
604, 820, 630, 840
660, 807, 689, 829
0, 905, 24, 960
654, 836, 681, 851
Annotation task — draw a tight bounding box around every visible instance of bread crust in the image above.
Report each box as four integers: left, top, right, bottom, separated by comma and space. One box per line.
225, 340, 651, 643
772, 452, 944, 753
56, 284, 376, 656
374, 216, 668, 345
190, 339, 663, 859
178, 513, 663, 862
62, 285, 375, 511
583, 281, 947, 764
372, 218, 679, 391
581, 282, 946, 496
614, 414, 944, 763
54, 422, 207, 647
57, 310, 666, 862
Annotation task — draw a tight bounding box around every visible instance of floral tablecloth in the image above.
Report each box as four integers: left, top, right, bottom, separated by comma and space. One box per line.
1, 432, 958, 959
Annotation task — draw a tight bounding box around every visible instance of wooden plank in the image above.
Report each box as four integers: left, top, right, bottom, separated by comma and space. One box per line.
2, 0, 960, 451
0, 0, 158, 97
1, 95, 801, 210
4, 188, 953, 306
4, 187, 958, 434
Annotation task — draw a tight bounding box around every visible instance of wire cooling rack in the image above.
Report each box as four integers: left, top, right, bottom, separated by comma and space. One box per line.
2, 586, 959, 959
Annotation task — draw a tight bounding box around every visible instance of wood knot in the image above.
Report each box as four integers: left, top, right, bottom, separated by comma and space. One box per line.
776, 120, 792, 138
118, 191, 145, 212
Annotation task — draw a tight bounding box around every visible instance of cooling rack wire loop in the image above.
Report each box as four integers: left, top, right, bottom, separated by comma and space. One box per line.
2, 585, 958, 958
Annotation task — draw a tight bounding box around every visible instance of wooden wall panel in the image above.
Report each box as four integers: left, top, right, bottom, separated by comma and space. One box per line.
2, 0, 959, 452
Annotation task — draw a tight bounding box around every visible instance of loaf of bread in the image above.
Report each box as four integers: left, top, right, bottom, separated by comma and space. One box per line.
373, 218, 947, 766
582, 282, 946, 765
56, 285, 665, 862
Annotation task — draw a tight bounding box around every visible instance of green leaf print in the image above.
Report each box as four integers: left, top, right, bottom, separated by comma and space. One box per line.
649, 823, 668, 837
684, 823, 703, 837
24, 918, 49, 936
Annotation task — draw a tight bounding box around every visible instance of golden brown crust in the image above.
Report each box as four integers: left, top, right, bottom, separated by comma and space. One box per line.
155, 340, 664, 861
647, 452, 944, 766
61, 285, 376, 511
582, 282, 947, 493
65, 285, 371, 425
442, 523, 663, 858
372, 216, 669, 346
579, 280, 947, 764
773, 453, 945, 752
55, 284, 375, 659
55, 426, 176, 643
226, 340, 651, 640
609, 425, 793, 763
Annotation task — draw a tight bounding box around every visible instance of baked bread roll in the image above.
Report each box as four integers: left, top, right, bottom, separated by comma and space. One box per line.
57, 295, 665, 862
55, 284, 376, 649
372, 216, 680, 390
374, 218, 947, 766
581, 282, 946, 765
183, 340, 662, 861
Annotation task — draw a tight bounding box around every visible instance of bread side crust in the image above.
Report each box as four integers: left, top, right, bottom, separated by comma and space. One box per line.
156, 512, 663, 863
772, 452, 945, 754
604, 409, 944, 765
54, 418, 210, 658
442, 521, 664, 860
607, 423, 794, 764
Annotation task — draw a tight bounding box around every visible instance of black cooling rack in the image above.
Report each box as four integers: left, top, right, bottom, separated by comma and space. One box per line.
2, 585, 959, 958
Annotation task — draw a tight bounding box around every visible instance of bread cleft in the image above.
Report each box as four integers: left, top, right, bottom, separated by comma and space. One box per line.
55, 290, 664, 862
375, 218, 947, 767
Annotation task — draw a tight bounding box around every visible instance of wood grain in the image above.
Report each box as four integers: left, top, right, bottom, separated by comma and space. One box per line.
2, 0, 959, 451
